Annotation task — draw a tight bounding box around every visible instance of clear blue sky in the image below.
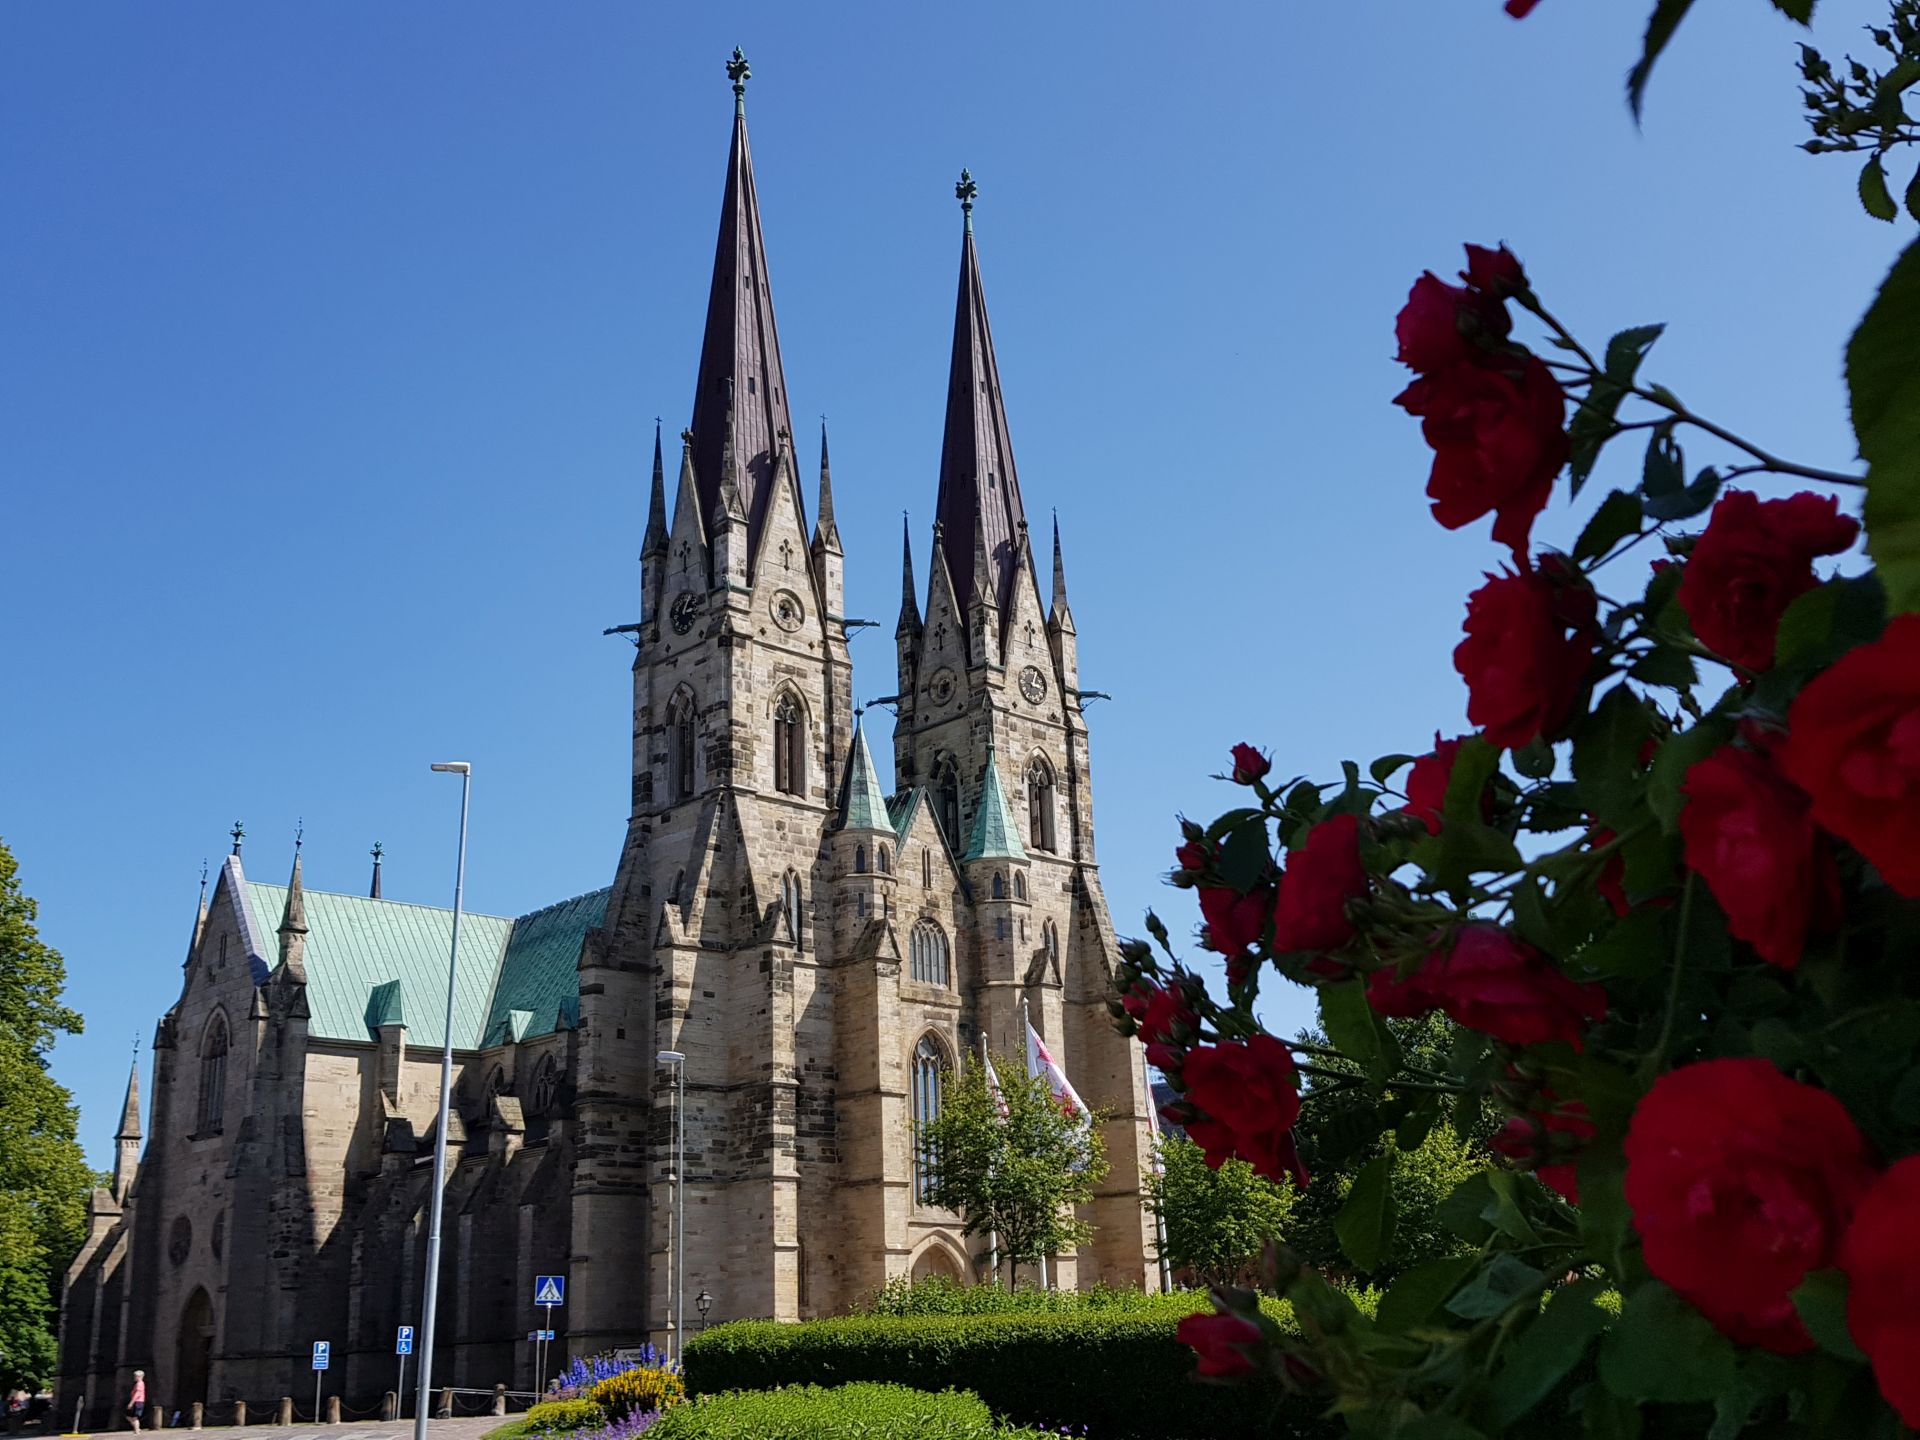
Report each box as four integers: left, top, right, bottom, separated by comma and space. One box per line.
1, 2, 1903, 1167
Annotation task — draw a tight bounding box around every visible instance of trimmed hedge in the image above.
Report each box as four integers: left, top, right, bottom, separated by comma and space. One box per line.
863, 1274, 1200, 1317
682, 1311, 1338, 1440
646, 1383, 1043, 1439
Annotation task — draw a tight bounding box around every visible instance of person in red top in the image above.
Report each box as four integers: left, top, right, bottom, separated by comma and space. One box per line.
125, 1371, 145, 1432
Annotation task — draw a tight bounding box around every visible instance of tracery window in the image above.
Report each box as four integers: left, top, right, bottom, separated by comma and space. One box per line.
992, 872, 1006, 900
912, 1034, 949, 1203
934, 756, 962, 852
782, 871, 804, 945
1014, 872, 1027, 901
877, 845, 891, 875
854, 845, 868, 875
773, 693, 805, 796
1027, 758, 1057, 852
669, 693, 697, 801
910, 920, 950, 987
198, 1014, 229, 1136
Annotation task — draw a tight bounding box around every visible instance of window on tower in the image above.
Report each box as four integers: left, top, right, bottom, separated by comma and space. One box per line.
198, 1013, 229, 1136
933, 756, 962, 852
670, 694, 697, 801
774, 693, 805, 796
912, 1033, 948, 1204
1027, 757, 1056, 853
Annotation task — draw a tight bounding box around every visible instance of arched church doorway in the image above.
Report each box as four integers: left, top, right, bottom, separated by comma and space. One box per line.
173, 1288, 214, 1413
911, 1243, 964, 1285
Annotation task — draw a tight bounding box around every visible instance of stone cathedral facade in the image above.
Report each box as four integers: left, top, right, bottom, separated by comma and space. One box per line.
57, 58, 1158, 1425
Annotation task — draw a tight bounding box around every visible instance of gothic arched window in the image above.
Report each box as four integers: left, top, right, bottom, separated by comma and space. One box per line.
910, 920, 950, 987
912, 1034, 949, 1203
774, 693, 805, 797
877, 845, 891, 875
1014, 872, 1027, 901
530, 1055, 560, 1115
669, 693, 697, 801
922, 849, 932, 889
854, 845, 868, 875
992, 871, 1006, 900
1043, 919, 1060, 965
933, 755, 962, 852
782, 871, 804, 946
1027, 757, 1057, 853
198, 1013, 229, 1136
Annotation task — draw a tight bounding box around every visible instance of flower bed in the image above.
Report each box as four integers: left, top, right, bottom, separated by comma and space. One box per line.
645, 1383, 1046, 1439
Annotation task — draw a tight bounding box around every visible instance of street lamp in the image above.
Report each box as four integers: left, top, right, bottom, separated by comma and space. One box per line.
415, 761, 471, 1440
695, 1290, 713, 1333
657, 1050, 686, 1365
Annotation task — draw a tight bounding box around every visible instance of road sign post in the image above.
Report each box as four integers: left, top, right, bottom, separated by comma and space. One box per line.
395, 1326, 414, 1418
311, 1342, 330, 1426
533, 1277, 565, 1396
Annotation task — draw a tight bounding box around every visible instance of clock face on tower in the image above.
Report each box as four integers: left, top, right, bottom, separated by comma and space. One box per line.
1019, 665, 1048, 704
928, 668, 957, 706
669, 592, 702, 636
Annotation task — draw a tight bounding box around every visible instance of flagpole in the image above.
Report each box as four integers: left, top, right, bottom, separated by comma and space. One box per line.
1022, 997, 1051, 1292
1144, 1049, 1173, 1293
980, 1033, 1001, 1288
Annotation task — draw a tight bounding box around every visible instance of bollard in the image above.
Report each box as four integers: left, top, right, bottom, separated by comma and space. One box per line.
492, 1385, 506, 1418
381, 1393, 397, 1422
234, 1401, 249, 1428
276, 1397, 293, 1426
155, 1409, 169, 1429
436, 1388, 452, 1420
190, 1403, 204, 1431
324, 1397, 339, 1425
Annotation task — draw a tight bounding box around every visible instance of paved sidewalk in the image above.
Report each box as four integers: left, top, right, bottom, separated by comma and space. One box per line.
59, 1418, 509, 1440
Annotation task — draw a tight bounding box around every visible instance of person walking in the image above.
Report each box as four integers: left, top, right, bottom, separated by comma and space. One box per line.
124, 1372, 146, 1432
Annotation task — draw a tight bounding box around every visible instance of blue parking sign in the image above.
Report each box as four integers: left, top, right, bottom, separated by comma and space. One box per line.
312, 1341, 331, 1371
395, 1326, 414, 1356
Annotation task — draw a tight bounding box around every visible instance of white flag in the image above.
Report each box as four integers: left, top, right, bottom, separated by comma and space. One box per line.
1027, 1020, 1092, 1131
983, 1053, 1011, 1121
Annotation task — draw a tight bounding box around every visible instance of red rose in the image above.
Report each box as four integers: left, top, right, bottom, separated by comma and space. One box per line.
1175, 840, 1209, 875
1365, 924, 1604, 1048
1136, 985, 1199, 1072
1199, 885, 1271, 970
1401, 733, 1476, 835
1778, 614, 1920, 897
1397, 353, 1566, 564
1271, 814, 1366, 953
1680, 745, 1837, 969
1181, 1035, 1308, 1187
1505, 0, 1542, 15
1840, 1157, 1920, 1427
1395, 274, 1481, 374
1230, 743, 1271, 785
1491, 1096, 1594, 1203
1176, 1312, 1263, 1379
1462, 243, 1526, 297
1624, 1058, 1877, 1353
1454, 568, 1597, 749
1677, 491, 1859, 673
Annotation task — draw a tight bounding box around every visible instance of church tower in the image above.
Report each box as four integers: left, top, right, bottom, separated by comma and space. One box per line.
573, 48, 855, 1350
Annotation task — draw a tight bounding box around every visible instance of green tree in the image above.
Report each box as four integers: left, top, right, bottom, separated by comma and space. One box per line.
921, 1054, 1106, 1286
0, 839, 95, 1390
1146, 1134, 1294, 1288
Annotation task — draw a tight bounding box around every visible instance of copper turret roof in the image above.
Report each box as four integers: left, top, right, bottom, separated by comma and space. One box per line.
688, 49, 797, 563
934, 171, 1029, 616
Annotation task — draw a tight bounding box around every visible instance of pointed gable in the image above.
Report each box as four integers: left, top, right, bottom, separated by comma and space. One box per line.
935, 176, 1029, 617
688, 52, 796, 564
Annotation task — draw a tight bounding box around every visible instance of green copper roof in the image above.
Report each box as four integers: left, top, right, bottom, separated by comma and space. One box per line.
886, 787, 923, 841
243, 882, 607, 1050
839, 718, 893, 832
964, 749, 1029, 863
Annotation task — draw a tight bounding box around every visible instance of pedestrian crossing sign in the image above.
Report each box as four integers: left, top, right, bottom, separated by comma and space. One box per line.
534, 1275, 566, 1306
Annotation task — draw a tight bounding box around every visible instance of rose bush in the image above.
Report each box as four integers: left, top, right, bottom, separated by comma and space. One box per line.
1106, 4, 1920, 1433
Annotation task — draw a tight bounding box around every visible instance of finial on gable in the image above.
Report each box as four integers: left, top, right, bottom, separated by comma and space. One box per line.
370, 841, 384, 900
230, 821, 245, 857
294, 818, 304, 852
956, 169, 977, 233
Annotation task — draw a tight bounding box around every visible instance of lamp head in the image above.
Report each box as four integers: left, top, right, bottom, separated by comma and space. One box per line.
695, 1289, 713, 1316
430, 762, 471, 775
657, 1050, 686, 1065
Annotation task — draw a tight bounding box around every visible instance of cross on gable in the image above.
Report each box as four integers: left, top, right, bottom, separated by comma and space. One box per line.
780, 538, 794, 570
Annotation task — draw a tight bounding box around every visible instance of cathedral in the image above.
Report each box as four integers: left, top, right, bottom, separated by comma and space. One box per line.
58, 53, 1158, 1425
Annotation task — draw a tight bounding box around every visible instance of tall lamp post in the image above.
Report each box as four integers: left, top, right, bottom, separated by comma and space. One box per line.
414, 761, 471, 1440
656, 1050, 686, 1365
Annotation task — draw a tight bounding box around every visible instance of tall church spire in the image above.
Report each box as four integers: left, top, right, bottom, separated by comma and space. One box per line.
112, 1057, 141, 1200
896, 513, 921, 636
934, 170, 1029, 616
642, 420, 669, 558
278, 847, 309, 982
813, 422, 840, 552
688, 48, 795, 560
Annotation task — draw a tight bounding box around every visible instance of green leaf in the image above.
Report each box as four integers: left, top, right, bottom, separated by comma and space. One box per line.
1600, 1281, 1738, 1403
1906, 163, 1920, 224
1319, 980, 1399, 1086
1861, 154, 1899, 222
1627, 0, 1701, 119
1849, 239, 1920, 614
1437, 1172, 1498, 1244
1605, 324, 1666, 380
1512, 737, 1555, 780
1773, 574, 1887, 675
1571, 684, 1653, 827
1574, 489, 1644, 564
1769, 0, 1816, 20
1395, 1096, 1439, 1151
1647, 719, 1731, 832
1370, 753, 1415, 785
1575, 1143, 1634, 1274
1215, 814, 1271, 895
1397, 1420, 1489, 1440
1639, 423, 1684, 503
1377, 1253, 1480, 1332
1792, 1269, 1867, 1363
1581, 1387, 1644, 1440
1486, 1279, 1611, 1429
1568, 327, 1666, 496
1577, 908, 1666, 981
1446, 1253, 1546, 1321
1629, 645, 1696, 690
1334, 1155, 1396, 1273
1511, 875, 1554, 950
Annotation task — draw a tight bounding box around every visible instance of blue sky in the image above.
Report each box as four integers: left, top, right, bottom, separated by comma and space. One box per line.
1, 1, 1904, 1167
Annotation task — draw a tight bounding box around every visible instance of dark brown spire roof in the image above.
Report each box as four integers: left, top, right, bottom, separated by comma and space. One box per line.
934, 180, 1028, 615
688, 58, 796, 561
